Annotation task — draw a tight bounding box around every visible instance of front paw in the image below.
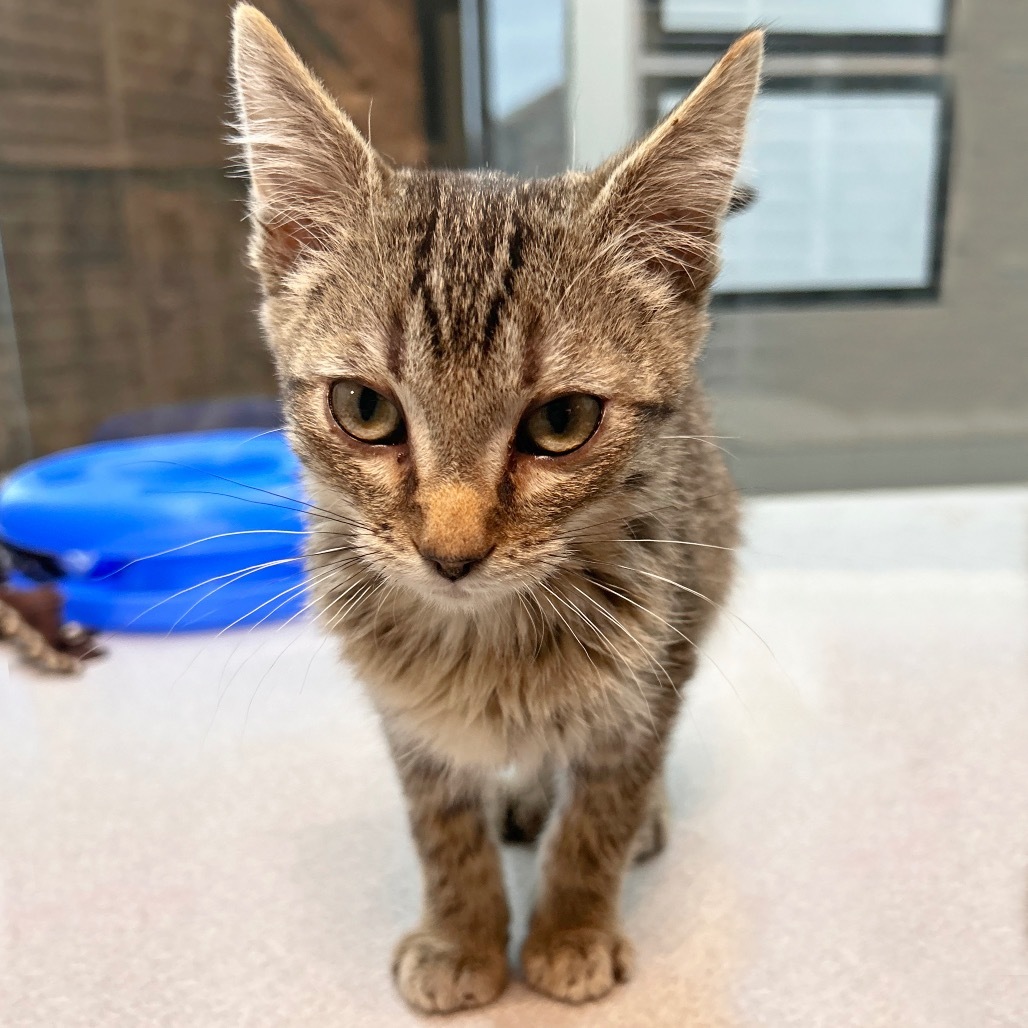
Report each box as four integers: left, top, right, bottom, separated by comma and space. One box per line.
521, 926, 634, 1004
392, 929, 507, 1013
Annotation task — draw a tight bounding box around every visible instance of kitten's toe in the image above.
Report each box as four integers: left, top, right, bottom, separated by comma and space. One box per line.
631, 801, 668, 863
392, 930, 507, 1013
521, 926, 634, 1004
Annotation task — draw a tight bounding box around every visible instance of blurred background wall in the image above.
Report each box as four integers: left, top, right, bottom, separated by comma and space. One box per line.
703, 0, 1028, 490
0, 0, 426, 465
1, 0, 1024, 493
510, 0, 1028, 491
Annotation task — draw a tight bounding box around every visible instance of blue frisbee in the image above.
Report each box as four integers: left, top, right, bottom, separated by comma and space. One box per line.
0, 430, 310, 632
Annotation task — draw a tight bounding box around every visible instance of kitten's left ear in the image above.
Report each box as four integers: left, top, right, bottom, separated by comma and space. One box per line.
591, 31, 763, 301
230, 4, 386, 290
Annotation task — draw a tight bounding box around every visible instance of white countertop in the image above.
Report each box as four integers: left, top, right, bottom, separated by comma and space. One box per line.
2, 487, 1026, 1026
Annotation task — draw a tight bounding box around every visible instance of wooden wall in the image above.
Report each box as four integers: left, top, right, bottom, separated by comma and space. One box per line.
0, 0, 427, 465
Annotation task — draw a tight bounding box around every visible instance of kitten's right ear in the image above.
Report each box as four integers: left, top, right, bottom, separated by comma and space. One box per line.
230, 4, 385, 290
589, 31, 762, 303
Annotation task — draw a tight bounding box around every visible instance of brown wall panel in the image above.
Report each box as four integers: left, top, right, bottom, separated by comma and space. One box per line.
0, 1, 426, 466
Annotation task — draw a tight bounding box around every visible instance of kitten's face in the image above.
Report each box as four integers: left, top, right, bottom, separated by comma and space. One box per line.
231, 7, 760, 609
274, 172, 703, 607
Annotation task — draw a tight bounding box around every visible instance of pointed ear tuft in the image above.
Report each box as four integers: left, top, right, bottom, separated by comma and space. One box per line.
230, 4, 385, 289
592, 30, 763, 302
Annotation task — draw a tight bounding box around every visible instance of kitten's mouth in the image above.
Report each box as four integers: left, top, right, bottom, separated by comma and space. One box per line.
411, 561, 509, 609
421, 571, 484, 600
384, 545, 551, 609
428, 578, 473, 599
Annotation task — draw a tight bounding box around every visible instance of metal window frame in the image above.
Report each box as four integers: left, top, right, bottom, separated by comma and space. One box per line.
642, 72, 954, 309
641, 0, 953, 56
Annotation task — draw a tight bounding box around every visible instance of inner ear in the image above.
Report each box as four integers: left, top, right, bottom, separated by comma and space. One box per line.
632, 192, 724, 299
253, 216, 329, 291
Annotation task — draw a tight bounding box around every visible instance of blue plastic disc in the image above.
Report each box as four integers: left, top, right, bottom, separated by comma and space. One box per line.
0, 430, 310, 632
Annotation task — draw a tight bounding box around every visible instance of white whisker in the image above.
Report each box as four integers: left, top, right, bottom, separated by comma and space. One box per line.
201, 559, 360, 741
105, 529, 310, 580
542, 579, 656, 737
591, 538, 732, 551
242, 576, 384, 734
591, 560, 725, 616
579, 572, 751, 719
659, 435, 735, 456
564, 580, 675, 691
537, 583, 597, 671
190, 558, 369, 723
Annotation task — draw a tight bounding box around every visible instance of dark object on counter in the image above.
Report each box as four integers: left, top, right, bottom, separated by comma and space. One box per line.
0, 579, 104, 674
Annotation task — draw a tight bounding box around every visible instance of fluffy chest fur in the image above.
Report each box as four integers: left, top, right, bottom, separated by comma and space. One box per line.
305, 397, 738, 772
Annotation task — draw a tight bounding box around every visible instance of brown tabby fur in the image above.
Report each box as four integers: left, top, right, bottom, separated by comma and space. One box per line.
231, 5, 761, 1011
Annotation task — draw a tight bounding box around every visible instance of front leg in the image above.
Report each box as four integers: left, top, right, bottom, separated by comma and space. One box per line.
389, 743, 509, 1013
522, 731, 667, 1004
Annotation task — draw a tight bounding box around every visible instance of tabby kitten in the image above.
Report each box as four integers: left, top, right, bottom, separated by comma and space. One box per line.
231, 5, 761, 1012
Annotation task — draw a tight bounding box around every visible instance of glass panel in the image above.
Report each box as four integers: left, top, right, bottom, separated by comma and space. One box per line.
654, 87, 947, 295
483, 0, 567, 175
480, 0, 1028, 491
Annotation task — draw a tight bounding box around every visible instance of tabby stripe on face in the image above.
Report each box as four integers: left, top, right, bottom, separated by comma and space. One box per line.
632, 401, 676, 424
409, 200, 443, 362
481, 214, 526, 357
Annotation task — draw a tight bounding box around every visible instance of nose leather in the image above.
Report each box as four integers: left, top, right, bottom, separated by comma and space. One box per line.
421, 549, 492, 582
429, 556, 477, 581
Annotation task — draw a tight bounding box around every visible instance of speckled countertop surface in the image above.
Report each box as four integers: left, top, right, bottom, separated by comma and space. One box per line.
2, 488, 1026, 1026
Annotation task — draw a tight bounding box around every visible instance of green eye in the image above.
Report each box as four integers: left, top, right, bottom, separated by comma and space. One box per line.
516, 394, 602, 456
329, 379, 405, 445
